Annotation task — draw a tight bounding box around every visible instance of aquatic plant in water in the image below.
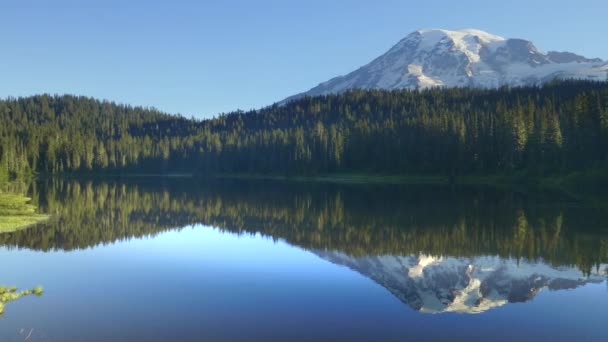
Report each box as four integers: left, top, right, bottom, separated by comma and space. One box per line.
0, 286, 43, 315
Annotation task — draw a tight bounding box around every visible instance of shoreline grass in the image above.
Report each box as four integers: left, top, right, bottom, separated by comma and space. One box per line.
215, 170, 608, 200
0, 192, 50, 233
216, 171, 606, 186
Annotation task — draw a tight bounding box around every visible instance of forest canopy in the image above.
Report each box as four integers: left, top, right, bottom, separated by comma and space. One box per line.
1, 80, 607, 178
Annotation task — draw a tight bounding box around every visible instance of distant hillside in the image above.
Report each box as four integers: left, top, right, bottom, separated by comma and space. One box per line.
0, 94, 202, 177
1, 80, 607, 179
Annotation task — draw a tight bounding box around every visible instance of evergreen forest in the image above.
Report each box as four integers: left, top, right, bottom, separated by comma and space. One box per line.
1, 80, 607, 180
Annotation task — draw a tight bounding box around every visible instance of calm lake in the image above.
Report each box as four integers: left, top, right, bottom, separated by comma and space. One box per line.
1, 179, 607, 341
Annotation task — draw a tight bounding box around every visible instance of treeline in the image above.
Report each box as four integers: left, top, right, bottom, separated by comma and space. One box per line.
0, 95, 205, 179
2, 179, 607, 273
1, 80, 608, 177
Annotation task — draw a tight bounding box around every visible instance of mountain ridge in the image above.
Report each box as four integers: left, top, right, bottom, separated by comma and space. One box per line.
286, 28, 608, 102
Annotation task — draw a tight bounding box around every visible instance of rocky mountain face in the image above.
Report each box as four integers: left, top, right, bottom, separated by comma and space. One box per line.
315, 251, 607, 314
288, 29, 608, 101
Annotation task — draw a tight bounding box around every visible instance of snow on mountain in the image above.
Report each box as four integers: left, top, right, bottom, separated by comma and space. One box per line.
287, 29, 608, 101
314, 251, 607, 314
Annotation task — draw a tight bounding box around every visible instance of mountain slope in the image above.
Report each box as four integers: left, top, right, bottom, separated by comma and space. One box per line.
288, 28, 608, 100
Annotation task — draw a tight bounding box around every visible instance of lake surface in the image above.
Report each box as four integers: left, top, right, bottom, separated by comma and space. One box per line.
1, 179, 607, 341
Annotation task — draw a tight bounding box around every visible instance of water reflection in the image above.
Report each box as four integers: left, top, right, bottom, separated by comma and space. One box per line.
2, 178, 607, 315
316, 252, 605, 314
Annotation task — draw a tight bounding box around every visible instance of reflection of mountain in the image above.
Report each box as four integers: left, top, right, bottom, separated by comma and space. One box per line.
3, 179, 607, 315
315, 251, 607, 314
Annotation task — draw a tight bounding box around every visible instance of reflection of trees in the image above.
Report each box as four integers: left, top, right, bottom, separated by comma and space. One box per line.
0, 180, 202, 251
1, 179, 607, 273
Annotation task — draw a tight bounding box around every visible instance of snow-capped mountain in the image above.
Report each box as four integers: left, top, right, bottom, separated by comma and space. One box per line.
315, 251, 607, 314
288, 29, 608, 100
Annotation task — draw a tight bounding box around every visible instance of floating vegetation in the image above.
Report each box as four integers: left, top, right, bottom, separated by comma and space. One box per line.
0, 285, 43, 315
0, 192, 49, 233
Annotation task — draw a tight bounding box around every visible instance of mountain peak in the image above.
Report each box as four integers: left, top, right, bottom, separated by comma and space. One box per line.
286, 29, 606, 101
414, 28, 506, 43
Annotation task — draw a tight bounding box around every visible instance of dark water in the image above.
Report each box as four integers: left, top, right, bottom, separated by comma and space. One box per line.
1, 179, 607, 341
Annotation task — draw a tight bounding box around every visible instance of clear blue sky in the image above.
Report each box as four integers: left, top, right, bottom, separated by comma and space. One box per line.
1, 0, 606, 118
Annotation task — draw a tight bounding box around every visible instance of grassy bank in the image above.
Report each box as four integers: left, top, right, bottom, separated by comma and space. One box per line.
0, 192, 50, 233
216, 170, 608, 193
216, 173, 450, 185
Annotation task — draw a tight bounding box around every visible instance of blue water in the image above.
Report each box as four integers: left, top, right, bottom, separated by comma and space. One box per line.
0, 180, 607, 341
1, 226, 607, 341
